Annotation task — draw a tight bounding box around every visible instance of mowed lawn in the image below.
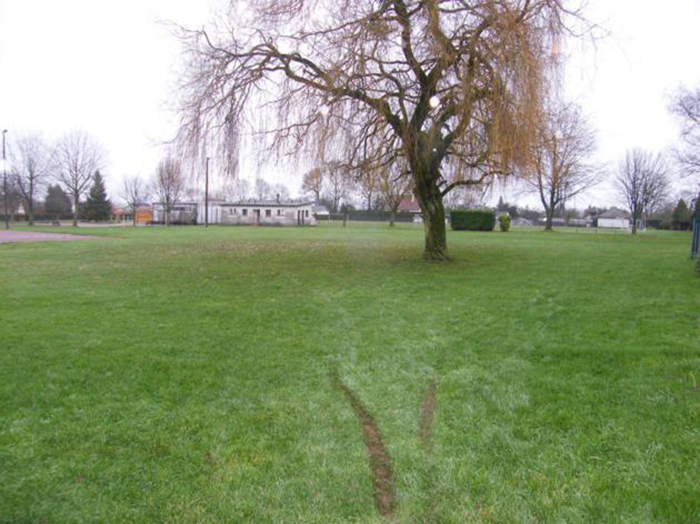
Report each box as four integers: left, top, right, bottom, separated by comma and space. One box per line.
1, 224, 698, 523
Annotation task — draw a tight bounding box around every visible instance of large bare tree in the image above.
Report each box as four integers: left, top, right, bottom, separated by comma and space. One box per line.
54, 130, 107, 227
176, 0, 576, 259
10, 133, 53, 225
153, 157, 186, 226
523, 102, 598, 231
121, 176, 150, 227
615, 150, 670, 235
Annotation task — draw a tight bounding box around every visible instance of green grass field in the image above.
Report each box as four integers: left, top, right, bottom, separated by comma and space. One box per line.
1, 224, 698, 522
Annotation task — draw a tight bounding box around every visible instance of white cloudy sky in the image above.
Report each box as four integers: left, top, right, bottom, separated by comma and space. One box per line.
1, 0, 699, 207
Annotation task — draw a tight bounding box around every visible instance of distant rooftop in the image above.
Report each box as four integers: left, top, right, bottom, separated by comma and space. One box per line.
222, 198, 313, 207
599, 207, 630, 219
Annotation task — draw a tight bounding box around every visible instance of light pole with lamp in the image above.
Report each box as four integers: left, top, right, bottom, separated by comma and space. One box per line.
2, 129, 8, 230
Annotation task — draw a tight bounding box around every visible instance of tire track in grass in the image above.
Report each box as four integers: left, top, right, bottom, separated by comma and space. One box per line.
419, 381, 438, 452
331, 370, 395, 520
419, 381, 440, 522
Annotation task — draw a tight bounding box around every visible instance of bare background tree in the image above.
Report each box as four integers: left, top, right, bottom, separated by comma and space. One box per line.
301, 168, 323, 204
10, 133, 53, 225
615, 149, 670, 234
323, 161, 354, 213
670, 86, 700, 177
522, 102, 599, 231
0, 178, 22, 223
152, 157, 186, 226
271, 182, 291, 201
358, 171, 378, 211
121, 176, 150, 227
442, 184, 485, 210
377, 163, 412, 226
54, 130, 107, 226
670, 85, 700, 212
176, 0, 578, 259
254, 177, 273, 200
225, 177, 251, 201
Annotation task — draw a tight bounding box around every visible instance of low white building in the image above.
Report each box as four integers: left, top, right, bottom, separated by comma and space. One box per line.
598, 208, 630, 229
151, 199, 317, 226
220, 199, 316, 226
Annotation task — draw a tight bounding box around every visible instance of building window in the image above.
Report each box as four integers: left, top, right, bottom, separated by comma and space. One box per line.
305, 210, 309, 217
277, 209, 282, 216
242, 209, 248, 216
266, 209, 272, 217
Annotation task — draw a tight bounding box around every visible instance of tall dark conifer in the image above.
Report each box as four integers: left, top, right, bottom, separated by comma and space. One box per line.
45, 185, 72, 220
82, 171, 112, 222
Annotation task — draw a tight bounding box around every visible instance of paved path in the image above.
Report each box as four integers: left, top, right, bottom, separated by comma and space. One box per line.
0, 230, 96, 244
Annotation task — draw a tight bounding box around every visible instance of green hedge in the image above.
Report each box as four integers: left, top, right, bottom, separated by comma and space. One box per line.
498, 213, 511, 232
450, 210, 495, 231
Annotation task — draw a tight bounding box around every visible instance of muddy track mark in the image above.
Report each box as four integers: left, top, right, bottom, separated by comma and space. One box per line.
419, 381, 438, 452
331, 371, 395, 519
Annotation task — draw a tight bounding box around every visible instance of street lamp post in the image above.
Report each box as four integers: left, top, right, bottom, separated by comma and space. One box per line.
2, 129, 8, 230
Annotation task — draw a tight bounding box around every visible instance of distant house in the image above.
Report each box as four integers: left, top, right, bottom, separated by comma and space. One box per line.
395, 194, 422, 214
312, 204, 330, 217
598, 208, 630, 229
220, 199, 316, 226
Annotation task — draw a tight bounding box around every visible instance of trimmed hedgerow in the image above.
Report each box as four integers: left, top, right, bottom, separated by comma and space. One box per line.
450, 210, 495, 231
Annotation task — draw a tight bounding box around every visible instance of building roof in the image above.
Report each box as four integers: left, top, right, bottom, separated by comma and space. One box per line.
312, 204, 330, 214
599, 207, 630, 219
396, 195, 421, 213
221, 199, 313, 208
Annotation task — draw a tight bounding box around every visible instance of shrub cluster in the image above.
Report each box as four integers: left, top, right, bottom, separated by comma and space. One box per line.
498, 213, 511, 232
450, 210, 495, 231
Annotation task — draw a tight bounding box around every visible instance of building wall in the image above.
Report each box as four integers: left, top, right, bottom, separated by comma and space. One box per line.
221, 205, 316, 226
598, 218, 629, 229
153, 205, 197, 224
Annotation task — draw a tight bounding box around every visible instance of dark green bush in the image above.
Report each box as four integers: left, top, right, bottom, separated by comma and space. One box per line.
450, 210, 495, 231
498, 213, 511, 232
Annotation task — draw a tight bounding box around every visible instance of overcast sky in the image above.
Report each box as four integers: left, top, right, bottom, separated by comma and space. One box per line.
1, 0, 699, 207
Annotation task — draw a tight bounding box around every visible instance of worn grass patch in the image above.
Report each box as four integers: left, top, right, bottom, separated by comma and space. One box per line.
0, 224, 698, 522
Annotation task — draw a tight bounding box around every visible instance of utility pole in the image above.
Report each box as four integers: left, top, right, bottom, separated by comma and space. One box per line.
205, 157, 210, 227
2, 129, 8, 230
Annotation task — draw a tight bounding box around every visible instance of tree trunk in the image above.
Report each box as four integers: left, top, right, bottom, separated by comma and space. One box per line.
72, 194, 79, 227
631, 211, 638, 235
27, 201, 34, 226
544, 212, 553, 232
389, 209, 396, 227
413, 178, 447, 260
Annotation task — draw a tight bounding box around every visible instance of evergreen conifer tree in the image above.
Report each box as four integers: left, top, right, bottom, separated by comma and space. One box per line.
45, 185, 72, 221
672, 199, 691, 230
82, 170, 112, 222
